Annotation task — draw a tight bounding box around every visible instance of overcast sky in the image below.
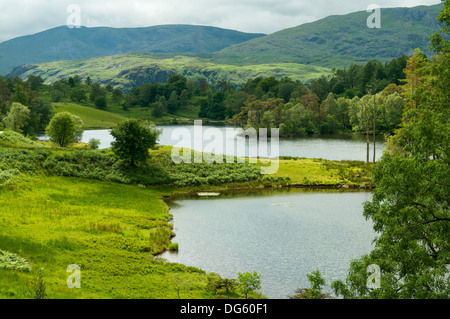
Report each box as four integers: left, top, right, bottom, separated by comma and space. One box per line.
0, 0, 442, 43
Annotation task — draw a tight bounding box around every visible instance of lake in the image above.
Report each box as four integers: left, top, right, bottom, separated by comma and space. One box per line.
161, 188, 375, 299
39, 124, 386, 162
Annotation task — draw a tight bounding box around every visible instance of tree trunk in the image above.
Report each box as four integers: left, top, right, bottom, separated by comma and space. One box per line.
373, 94, 377, 163
367, 122, 370, 164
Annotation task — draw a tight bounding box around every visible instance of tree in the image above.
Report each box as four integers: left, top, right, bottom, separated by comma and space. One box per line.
27, 75, 44, 91
167, 91, 179, 113
367, 76, 379, 163
280, 103, 314, 137
237, 271, 262, 299
206, 273, 238, 298
3, 102, 31, 133
378, 93, 404, 133
290, 270, 332, 299
94, 96, 107, 110
360, 95, 374, 163
400, 49, 430, 110
88, 138, 101, 150
90, 83, 106, 102
70, 87, 87, 103
0, 80, 11, 115
110, 119, 161, 168
332, 3, 450, 298
151, 101, 167, 118
45, 112, 83, 147
111, 88, 123, 105
22, 98, 53, 136
198, 78, 209, 95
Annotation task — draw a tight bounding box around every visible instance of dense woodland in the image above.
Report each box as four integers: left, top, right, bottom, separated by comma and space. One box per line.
0, 53, 417, 140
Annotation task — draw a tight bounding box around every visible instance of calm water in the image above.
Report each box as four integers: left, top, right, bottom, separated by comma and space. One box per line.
39, 124, 386, 161
161, 189, 375, 299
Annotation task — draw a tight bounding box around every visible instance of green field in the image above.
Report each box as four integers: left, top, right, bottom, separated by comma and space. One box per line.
0, 175, 212, 299
53, 103, 128, 129
53, 101, 202, 129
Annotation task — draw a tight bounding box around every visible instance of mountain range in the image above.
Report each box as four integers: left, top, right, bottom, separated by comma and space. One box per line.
0, 25, 265, 75
1, 3, 444, 88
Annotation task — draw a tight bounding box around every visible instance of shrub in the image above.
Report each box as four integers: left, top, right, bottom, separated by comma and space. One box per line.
88, 138, 101, 150
168, 243, 179, 252
27, 269, 47, 299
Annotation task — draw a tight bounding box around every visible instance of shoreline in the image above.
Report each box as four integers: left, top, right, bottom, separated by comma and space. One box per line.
155, 180, 374, 257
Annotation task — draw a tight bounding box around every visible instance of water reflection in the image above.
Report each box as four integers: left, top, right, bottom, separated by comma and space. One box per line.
161, 188, 375, 299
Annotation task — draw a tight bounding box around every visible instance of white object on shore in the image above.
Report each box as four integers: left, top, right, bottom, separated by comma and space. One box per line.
271, 203, 294, 207
197, 192, 221, 197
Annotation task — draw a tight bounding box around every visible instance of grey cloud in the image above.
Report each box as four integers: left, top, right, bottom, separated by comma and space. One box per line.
0, 0, 442, 43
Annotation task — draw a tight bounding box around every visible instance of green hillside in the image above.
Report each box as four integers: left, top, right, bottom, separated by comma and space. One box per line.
0, 25, 265, 74
8, 53, 331, 91
212, 4, 444, 67
52, 103, 128, 129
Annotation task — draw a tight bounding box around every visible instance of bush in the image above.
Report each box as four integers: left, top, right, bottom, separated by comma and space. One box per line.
168, 243, 179, 252
88, 138, 101, 150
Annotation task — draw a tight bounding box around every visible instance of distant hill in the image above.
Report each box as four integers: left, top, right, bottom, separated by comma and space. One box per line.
212, 4, 444, 67
7, 53, 330, 92
0, 25, 265, 74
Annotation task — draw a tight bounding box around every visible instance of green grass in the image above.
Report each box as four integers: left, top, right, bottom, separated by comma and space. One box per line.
0, 130, 49, 149
271, 158, 374, 187
15, 52, 331, 92
0, 175, 209, 299
53, 103, 128, 129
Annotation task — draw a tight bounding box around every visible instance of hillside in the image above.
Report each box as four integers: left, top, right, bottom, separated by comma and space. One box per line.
7, 53, 331, 91
0, 24, 265, 74
212, 4, 444, 67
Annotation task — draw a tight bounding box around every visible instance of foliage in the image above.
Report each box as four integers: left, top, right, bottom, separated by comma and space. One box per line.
2, 102, 31, 133
0, 76, 52, 135
88, 138, 101, 150
206, 273, 238, 298
331, 4, 450, 298
237, 271, 262, 299
289, 270, 333, 299
45, 112, 84, 147
110, 119, 161, 167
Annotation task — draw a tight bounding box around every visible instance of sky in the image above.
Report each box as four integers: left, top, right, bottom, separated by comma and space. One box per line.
0, 0, 443, 43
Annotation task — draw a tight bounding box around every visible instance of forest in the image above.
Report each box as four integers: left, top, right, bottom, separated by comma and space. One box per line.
0, 53, 412, 140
